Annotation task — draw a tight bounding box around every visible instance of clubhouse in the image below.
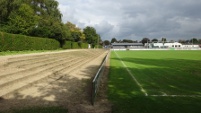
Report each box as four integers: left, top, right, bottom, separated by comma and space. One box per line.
111, 43, 144, 49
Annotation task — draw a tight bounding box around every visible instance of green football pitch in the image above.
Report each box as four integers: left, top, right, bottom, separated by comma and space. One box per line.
108, 50, 201, 113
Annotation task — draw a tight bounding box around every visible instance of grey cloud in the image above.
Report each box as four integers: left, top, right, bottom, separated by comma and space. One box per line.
95, 21, 114, 34
57, 0, 201, 41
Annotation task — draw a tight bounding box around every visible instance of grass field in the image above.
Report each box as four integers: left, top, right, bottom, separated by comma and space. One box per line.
108, 50, 201, 113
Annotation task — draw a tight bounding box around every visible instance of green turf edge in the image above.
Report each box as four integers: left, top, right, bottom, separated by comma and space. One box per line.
0, 49, 63, 56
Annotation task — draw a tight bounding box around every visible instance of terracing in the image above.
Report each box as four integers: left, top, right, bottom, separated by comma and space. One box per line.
0, 49, 109, 112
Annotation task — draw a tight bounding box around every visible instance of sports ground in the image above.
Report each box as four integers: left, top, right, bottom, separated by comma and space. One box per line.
108, 50, 201, 113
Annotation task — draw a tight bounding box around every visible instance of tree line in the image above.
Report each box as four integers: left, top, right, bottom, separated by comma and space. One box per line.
0, 0, 100, 48
103, 37, 201, 46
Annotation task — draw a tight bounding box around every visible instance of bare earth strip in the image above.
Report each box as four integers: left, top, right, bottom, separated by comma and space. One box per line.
0, 49, 110, 113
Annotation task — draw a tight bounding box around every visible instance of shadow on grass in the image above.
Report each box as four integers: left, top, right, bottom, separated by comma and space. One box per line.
108, 57, 201, 113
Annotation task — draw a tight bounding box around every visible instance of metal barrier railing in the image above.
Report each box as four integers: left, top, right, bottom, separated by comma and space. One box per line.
91, 52, 109, 105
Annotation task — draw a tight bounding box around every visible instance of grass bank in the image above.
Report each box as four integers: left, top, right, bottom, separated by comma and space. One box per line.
0, 49, 64, 56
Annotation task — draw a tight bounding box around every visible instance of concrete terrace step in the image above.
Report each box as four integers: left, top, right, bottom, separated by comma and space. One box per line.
0, 57, 83, 86
0, 50, 102, 78
0, 57, 88, 97
0, 56, 72, 78
4, 54, 71, 67
0, 50, 108, 98
3, 51, 78, 67
14, 56, 73, 69
0, 53, 74, 75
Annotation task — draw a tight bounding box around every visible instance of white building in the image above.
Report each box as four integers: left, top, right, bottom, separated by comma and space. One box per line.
146, 42, 199, 49
164, 42, 182, 48
182, 44, 199, 48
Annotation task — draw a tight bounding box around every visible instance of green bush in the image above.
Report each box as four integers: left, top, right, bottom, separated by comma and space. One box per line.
82, 43, 89, 49
72, 42, 80, 49
62, 41, 89, 49
62, 41, 72, 49
0, 32, 60, 51
95, 45, 102, 48
0, 32, 90, 51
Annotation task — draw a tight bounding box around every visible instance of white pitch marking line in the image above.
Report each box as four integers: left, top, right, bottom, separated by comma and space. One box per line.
149, 95, 201, 97
114, 51, 148, 96
160, 91, 167, 96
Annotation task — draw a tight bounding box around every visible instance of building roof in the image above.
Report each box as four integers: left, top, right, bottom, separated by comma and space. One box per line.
112, 43, 143, 46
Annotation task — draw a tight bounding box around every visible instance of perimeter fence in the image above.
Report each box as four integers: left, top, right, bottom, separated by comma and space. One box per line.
91, 52, 109, 105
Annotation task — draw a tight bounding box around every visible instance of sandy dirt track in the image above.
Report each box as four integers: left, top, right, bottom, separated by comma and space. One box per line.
0, 49, 111, 113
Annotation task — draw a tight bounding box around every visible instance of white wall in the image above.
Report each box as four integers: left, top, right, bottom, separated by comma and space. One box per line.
182, 45, 199, 48
152, 42, 182, 48
164, 42, 182, 48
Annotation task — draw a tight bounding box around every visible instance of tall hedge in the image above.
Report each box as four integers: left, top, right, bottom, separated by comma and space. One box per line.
95, 45, 103, 48
82, 43, 89, 48
62, 41, 89, 49
62, 41, 72, 49
0, 32, 60, 51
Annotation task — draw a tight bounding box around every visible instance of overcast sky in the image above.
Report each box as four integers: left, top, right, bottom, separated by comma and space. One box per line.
56, 0, 201, 41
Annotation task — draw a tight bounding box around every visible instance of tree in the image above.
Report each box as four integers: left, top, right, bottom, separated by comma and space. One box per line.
65, 21, 85, 42
185, 40, 190, 44
161, 37, 166, 43
190, 38, 198, 44
6, 3, 39, 35
0, 0, 64, 39
33, 0, 63, 36
0, 0, 22, 24
0, 0, 23, 32
103, 40, 110, 46
65, 21, 79, 31
122, 39, 133, 43
25, 0, 62, 21
111, 38, 117, 43
141, 38, 150, 45
152, 38, 158, 42
198, 39, 201, 44
178, 39, 186, 44
83, 26, 100, 48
